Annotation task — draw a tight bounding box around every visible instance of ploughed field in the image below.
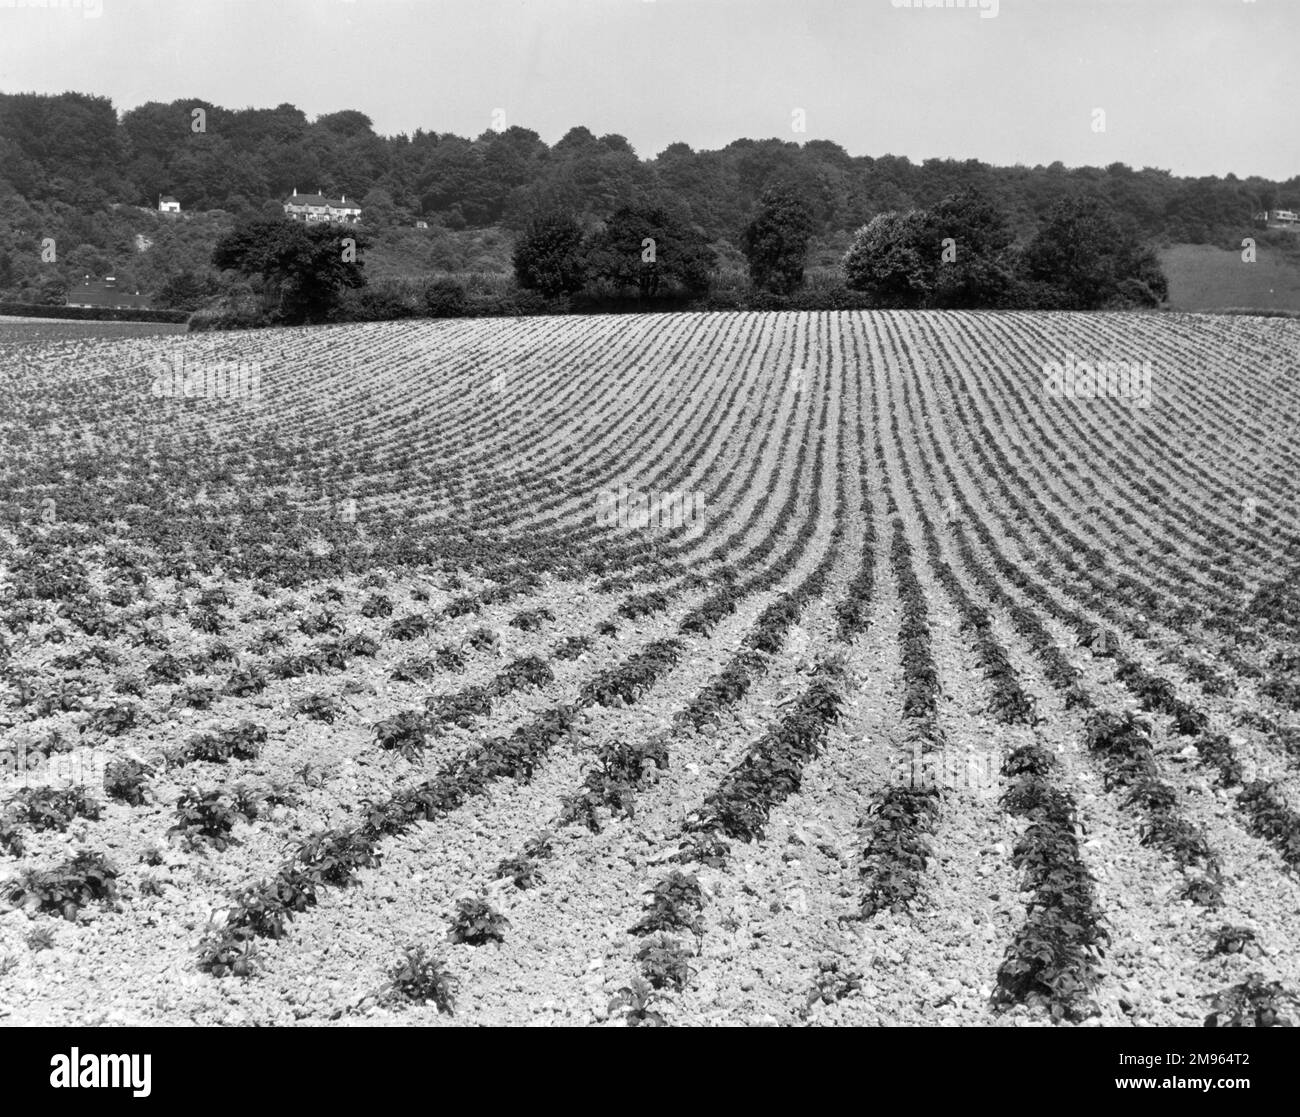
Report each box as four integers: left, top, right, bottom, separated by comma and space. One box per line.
1, 310, 1298, 1027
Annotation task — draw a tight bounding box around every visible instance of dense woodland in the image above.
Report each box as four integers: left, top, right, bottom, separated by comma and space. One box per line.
1, 91, 1296, 314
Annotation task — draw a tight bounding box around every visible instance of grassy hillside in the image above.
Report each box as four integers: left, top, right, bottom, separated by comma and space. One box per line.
361, 225, 514, 282
1160, 242, 1300, 312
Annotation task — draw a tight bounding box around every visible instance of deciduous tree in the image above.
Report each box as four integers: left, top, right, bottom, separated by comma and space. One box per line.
211, 218, 366, 323
586, 204, 714, 298
742, 186, 814, 295
512, 212, 587, 297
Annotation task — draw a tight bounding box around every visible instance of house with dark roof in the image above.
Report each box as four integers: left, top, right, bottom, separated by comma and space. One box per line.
283, 188, 362, 225
66, 276, 151, 310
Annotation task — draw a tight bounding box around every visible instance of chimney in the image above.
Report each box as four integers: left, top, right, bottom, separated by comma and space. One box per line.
293, 187, 297, 196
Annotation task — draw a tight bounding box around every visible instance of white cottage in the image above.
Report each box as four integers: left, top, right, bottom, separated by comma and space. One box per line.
283, 188, 363, 225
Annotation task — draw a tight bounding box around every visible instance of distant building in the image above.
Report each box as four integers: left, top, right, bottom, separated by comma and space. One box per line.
66, 275, 151, 310
283, 187, 362, 225
158, 195, 181, 214
415, 220, 429, 229
1256, 209, 1299, 227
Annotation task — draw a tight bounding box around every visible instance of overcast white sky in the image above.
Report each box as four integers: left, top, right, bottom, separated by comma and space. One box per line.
0, 0, 1295, 179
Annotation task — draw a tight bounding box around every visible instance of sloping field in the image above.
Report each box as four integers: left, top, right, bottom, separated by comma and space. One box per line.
1, 310, 1298, 1027
1160, 243, 1300, 313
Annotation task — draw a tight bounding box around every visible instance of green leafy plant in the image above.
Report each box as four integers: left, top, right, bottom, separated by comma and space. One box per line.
249, 627, 288, 653
632, 871, 705, 936
229, 783, 265, 822
267, 651, 327, 680
494, 854, 542, 889
184, 721, 266, 763
677, 831, 730, 869
6, 851, 119, 920
992, 749, 1108, 1023
199, 639, 237, 665
608, 976, 666, 1027
145, 653, 188, 684
26, 926, 56, 953
341, 633, 380, 657
508, 607, 554, 632
858, 786, 940, 915
1212, 925, 1258, 957
223, 668, 267, 696
291, 693, 344, 723
1182, 875, 1224, 907
1140, 813, 1217, 873
262, 779, 301, 809
448, 897, 509, 945
0, 809, 24, 856
560, 735, 669, 832
388, 653, 435, 682
197, 927, 261, 978
466, 627, 499, 652
383, 945, 458, 1013
104, 757, 153, 805
13, 785, 101, 831
169, 788, 242, 850
88, 701, 138, 734
994, 820, 1109, 1022
296, 828, 381, 887
1204, 974, 1297, 1027
636, 934, 692, 991
805, 957, 864, 1010
113, 673, 146, 697
554, 635, 594, 660
1193, 734, 1245, 786
190, 605, 223, 634
299, 609, 342, 636
360, 593, 394, 618
171, 685, 218, 711
579, 639, 684, 708
1238, 781, 1300, 868
425, 686, 494, 728
493, 833, 553, 889
373, 710, 430, 760
493, 655, 554, 694
386, 614, 431, 640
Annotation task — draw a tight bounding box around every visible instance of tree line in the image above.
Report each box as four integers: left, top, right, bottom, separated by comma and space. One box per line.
0, 90, 1289, 317
513, 187, 1166, 312
2, 91, 1294, 242
202, 186, 1167, 327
